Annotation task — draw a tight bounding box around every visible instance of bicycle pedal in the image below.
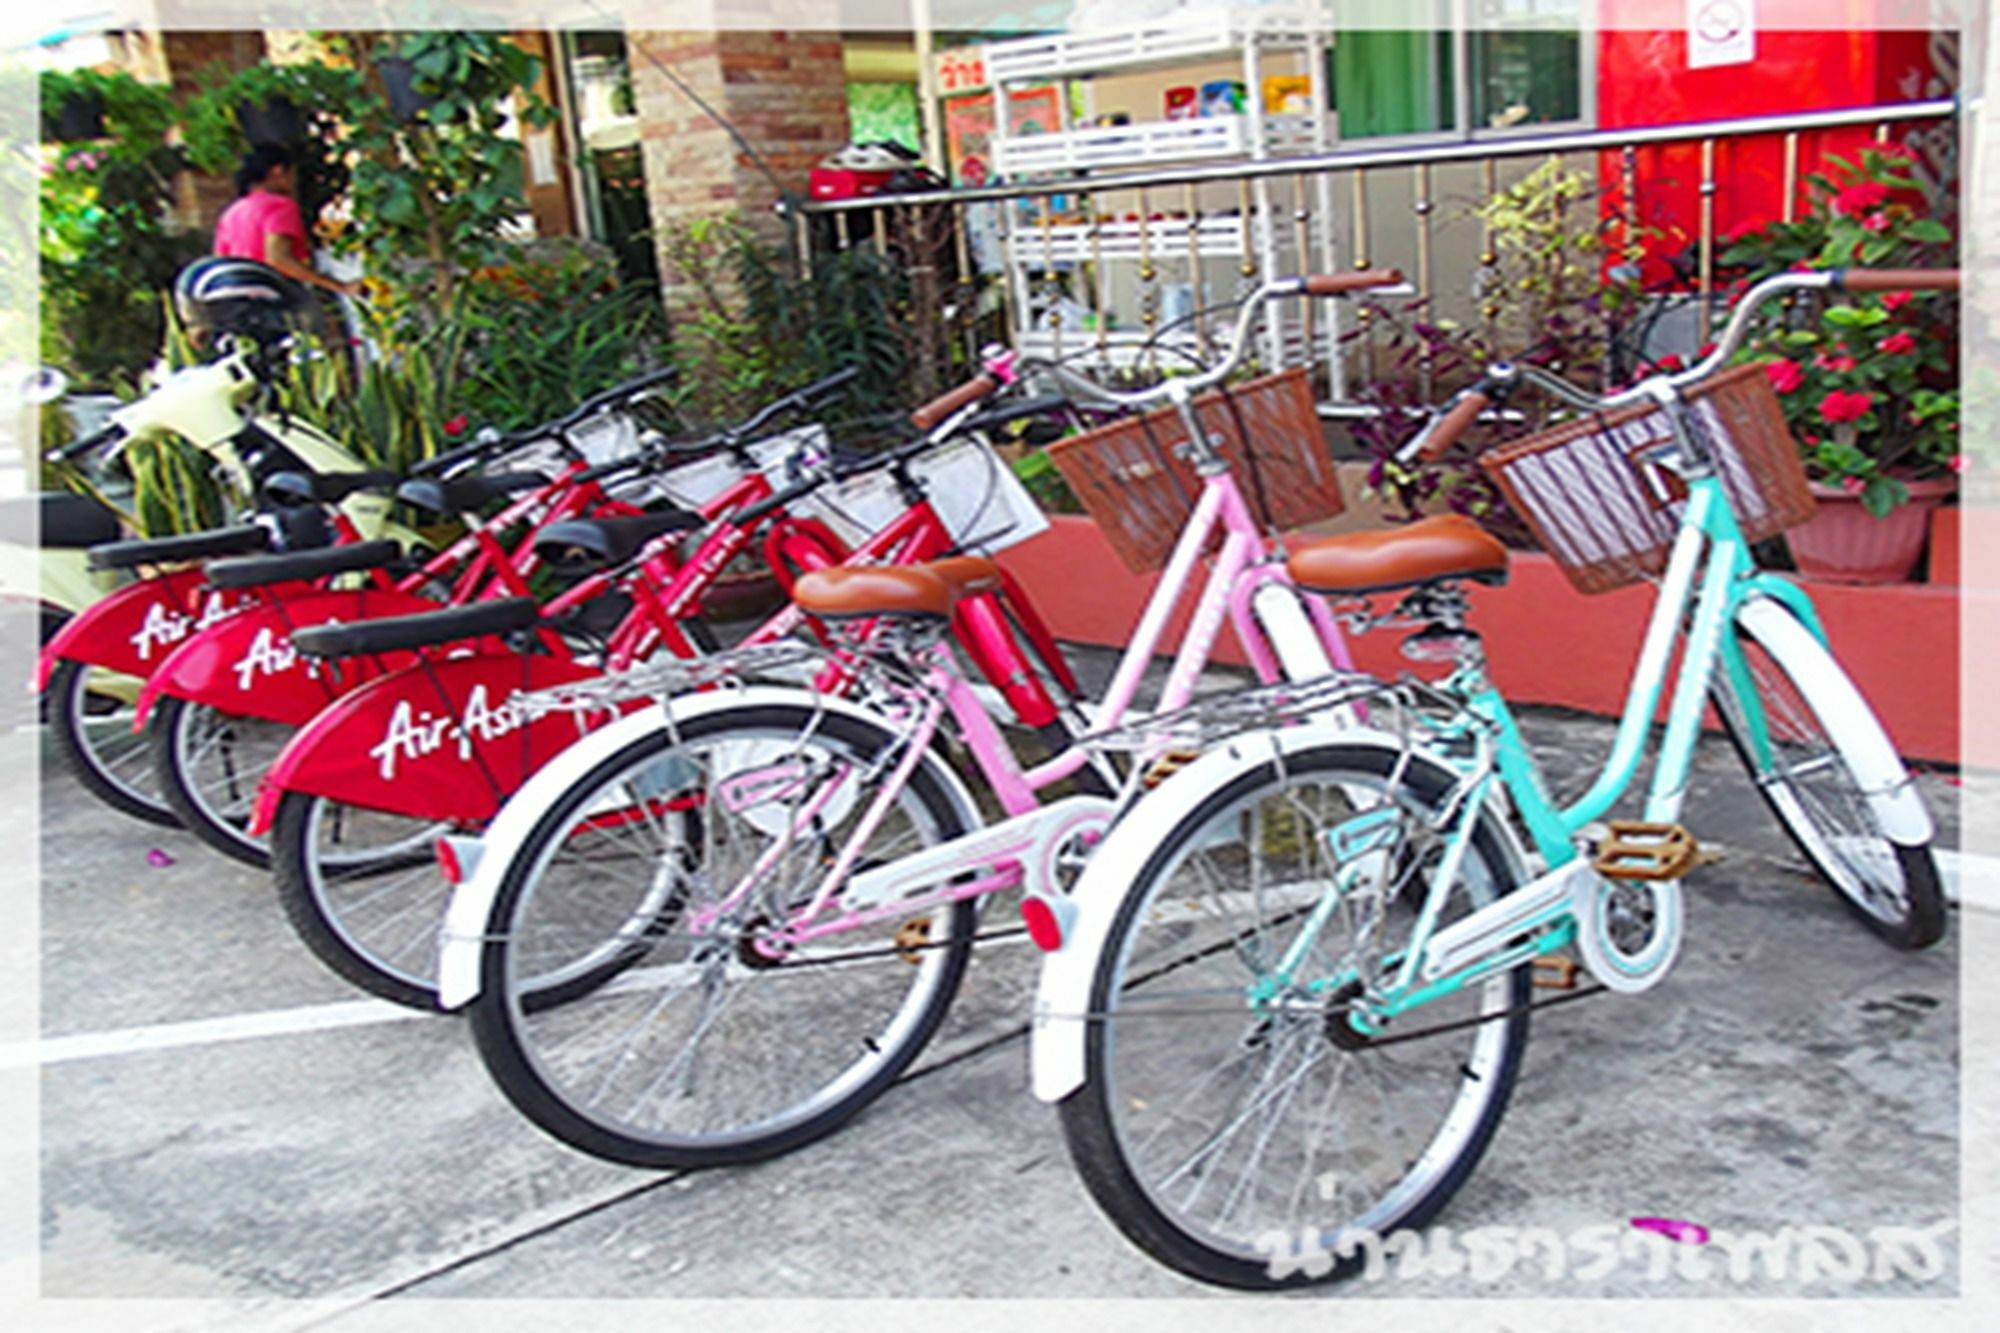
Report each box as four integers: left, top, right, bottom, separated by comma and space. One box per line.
893, 916, 931, 964
1533, 956, 1580, 991
1592, 821, 1699, 881
1142, 750, 1201, 789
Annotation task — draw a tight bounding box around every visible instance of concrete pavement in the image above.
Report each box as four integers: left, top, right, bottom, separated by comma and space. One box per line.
14, 692, 1968, 1321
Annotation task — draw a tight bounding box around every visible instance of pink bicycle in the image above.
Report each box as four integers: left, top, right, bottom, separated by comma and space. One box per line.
437, 270, 1404, 1168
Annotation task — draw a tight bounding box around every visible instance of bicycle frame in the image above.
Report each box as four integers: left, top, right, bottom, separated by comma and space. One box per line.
706, 459, 1359, 955
1300, 468, 1914, 1027
247, 456, 1072, 832
128, 460, 655, 731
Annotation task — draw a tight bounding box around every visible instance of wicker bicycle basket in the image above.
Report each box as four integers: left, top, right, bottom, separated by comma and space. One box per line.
1045, 367, 1345, 574
1479, 361, 1817, 595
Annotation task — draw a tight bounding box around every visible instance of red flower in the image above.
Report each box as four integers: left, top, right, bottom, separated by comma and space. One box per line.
1873, 141, 1918, 161
1882, 289, 1915, 312
1765, 359, 1805, 393
1655, 353, 1685, 373
1832, 180, 1891, 216
443, 414, 470, 437
1813, 352, 1856, 373
1695, 341, 1717, 359
1877, 331, 1918, 356
1949, 454, 1968, 474
1818, 389, 1875, 424
1842, 475, 1867, 495
1861, 211, 1892, 233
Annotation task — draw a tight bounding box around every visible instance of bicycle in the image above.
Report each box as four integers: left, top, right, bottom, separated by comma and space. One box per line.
435, 269, 1404, 1169
128, 366, 732, 866
1028, 266, 1954, 1289
30, 339, 460, 826
247, 389, 1080, 1009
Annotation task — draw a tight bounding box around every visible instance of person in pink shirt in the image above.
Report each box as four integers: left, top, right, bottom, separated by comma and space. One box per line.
213, 145, 358, 298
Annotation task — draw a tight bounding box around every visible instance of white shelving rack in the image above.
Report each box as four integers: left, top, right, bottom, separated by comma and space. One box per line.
978, 5, 1342, 376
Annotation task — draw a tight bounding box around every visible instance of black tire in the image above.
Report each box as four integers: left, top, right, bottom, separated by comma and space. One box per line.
47, 657, 180, 827
270, 791, 453, 1009
470, 703, 978, 1169
1710, 608, 1945, 949
151, 695, 290, 867
1058, 741, 1531, 1290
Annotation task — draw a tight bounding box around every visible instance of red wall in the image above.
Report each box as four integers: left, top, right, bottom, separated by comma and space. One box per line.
1593, 3, 1941, 285
998, 516, 1964, 765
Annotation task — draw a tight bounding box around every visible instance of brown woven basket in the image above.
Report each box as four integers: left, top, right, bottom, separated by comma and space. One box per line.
1479, 361, 1816, 595
1046, 367, 1345, 573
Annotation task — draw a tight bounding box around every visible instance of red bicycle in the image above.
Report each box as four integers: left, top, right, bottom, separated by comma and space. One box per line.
249, 393, 1082, 1008
132, 370, 840, 868
35, 364, 674, 828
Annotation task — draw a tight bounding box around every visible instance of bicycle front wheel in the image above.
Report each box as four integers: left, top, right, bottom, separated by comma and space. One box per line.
1712, 598, 1945, 949
270, 792, 455, 1008
1059, 740, 1530, 1289
152, 696, 291, 867
47, 658, 179, 827
469, 702, 978, 1169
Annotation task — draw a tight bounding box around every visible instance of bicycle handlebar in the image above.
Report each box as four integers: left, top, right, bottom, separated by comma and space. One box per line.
412, 363, 678, 477
45, 421, 124, 463
1830, 267, 1960, 293
1396, 266, 1959, 464
1399, 389, 1494, 463
911, 374, 1001, 429
573, 366, 863, 490
1305, 268, 1407, 296
1029, 269, 1404, 413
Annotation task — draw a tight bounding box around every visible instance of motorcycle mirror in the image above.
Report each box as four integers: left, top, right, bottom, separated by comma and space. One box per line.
25, 366, 69, 405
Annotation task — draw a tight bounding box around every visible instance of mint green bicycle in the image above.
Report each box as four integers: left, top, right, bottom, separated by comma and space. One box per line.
1030, 267, 1953, 1288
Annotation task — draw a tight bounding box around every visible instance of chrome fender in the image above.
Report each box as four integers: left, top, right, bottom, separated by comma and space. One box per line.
1030, 722, 1532, 1103
1733, 594, 1932, 846
436, 684, 982, 1010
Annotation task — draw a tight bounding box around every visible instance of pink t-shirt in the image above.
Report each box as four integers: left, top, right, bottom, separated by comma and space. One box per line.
214, 191, 309, 265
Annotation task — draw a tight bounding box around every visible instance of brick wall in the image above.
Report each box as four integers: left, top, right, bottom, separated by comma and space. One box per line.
159, 31, 268, 234
629, 30, 849, 311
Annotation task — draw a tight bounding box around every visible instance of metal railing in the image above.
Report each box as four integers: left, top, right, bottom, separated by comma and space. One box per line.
791, 97, 1957, 414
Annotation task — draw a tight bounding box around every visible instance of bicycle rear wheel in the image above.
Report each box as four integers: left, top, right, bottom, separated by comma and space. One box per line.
1058, 741, 1530, 1289
1712, 598, 1944, 949
469, 702, 978, 1169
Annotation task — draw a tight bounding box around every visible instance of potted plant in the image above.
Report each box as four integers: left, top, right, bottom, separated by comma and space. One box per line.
1725, 143, 1960, 583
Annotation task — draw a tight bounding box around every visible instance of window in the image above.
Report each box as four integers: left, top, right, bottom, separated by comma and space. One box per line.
1333, 0, 1587, 141
1469, 0, 1585, 129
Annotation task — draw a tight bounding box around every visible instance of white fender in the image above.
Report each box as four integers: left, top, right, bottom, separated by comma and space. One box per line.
1733, 595, 1932, 846
435, 684, 982, 1011
1029, 722, 1532, 1103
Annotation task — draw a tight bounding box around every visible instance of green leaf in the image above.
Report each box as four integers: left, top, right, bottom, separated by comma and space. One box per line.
1904, 219, 1951, 243
1861, 475, 1906, 518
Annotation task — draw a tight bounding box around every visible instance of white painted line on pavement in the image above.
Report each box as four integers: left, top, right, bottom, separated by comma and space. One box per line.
4, 849, 1983, 1072
1938, 847, 2000, 914
0, 996, 431, 1070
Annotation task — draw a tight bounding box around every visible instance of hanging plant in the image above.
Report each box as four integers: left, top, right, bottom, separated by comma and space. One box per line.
180, 59, 363, 232
374, 56, 435, 121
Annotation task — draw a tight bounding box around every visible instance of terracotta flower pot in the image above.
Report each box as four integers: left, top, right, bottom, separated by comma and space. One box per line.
1786, 477, 1954, 584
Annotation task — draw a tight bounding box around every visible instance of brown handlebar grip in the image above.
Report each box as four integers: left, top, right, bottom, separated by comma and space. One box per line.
1304, 268, 1405, 296
911, 374, 999, 430
1837, 268, 1960, 292
1418, 390, 1492, 461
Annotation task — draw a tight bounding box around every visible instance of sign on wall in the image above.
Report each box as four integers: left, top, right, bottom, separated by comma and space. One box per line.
1687, 0, 1756, 69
